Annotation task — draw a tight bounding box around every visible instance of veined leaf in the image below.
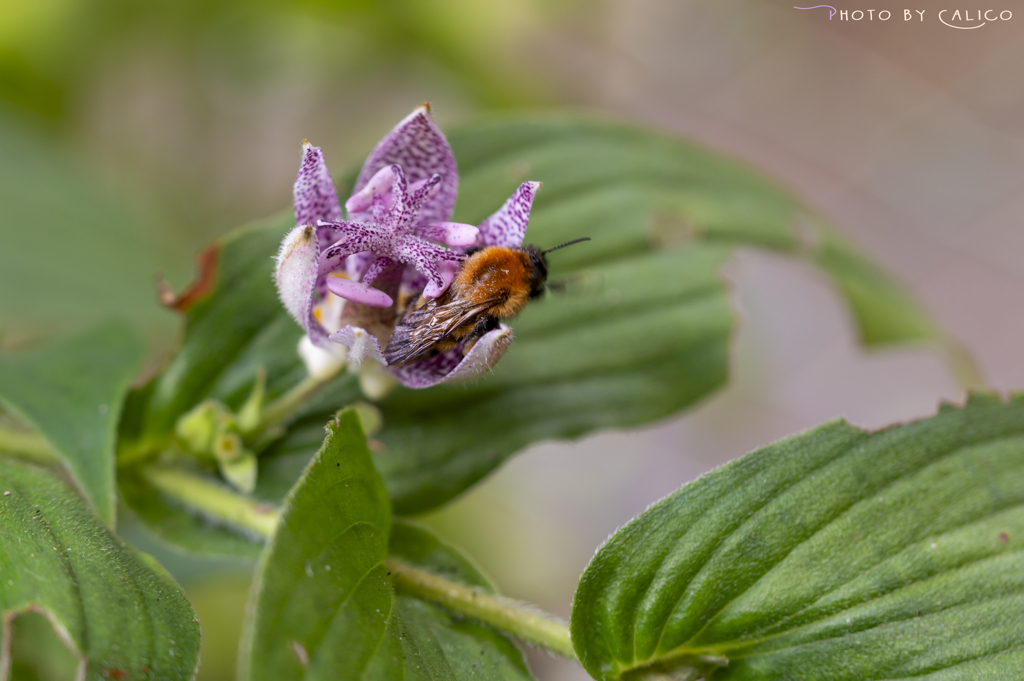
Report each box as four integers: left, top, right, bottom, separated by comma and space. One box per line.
0, 458, 199, 680
241, 410, 534, 680
239, 410, 392, 681
570, 393, 1024, 681
0, 320, 144, 526
125, 116, 944, 530
319, 117, 943, 515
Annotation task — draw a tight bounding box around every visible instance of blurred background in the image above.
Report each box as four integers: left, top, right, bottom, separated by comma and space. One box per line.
2, 0, 1022, 679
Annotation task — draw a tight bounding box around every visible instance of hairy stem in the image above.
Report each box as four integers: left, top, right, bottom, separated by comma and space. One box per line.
144, 467, 576, 659
385, 557, 576, 659
141, 465, 279, 538
248, 364, 344, 443
0, 427, 58, 465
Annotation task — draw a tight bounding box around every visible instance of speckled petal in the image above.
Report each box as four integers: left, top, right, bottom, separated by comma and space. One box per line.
419, 222, 480, 247
294, 142, 342, 249
389, 324, 514, 388
477, 181, 540, 248
392, 236, 467, 289
317, 224, 379, 278
275, 225, 323, 342
422, 260, 459, 299
354, 105, 457, 227
329, 325, 387, 367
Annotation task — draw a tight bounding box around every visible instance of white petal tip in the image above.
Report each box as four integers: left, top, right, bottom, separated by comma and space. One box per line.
359, 362, 398, 401
442, 325, 514, 384
298, 336, 347, 380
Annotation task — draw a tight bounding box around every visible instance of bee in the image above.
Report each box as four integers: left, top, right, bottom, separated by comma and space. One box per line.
383, 238, 591, 366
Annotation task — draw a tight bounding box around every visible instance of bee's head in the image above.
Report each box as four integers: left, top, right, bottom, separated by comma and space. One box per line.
524, 237, 590, 299
524, 246, 549, 298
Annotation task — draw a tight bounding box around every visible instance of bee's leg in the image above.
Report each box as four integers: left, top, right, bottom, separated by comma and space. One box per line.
462, 315, 500, 354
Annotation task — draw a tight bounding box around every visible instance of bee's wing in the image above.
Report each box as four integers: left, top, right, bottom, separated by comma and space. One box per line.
384, 296, 501, 366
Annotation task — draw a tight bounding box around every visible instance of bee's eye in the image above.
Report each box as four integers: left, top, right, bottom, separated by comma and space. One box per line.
528, 251, 548, 280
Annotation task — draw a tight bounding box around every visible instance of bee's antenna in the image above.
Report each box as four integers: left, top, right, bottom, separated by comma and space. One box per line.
543, 237, 591, 254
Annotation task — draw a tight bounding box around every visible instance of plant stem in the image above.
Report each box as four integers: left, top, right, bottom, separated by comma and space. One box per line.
141, 467, 577, 659
385, 557, 577, 660
0, 426, 58, 465
141, 465, 279, 538
248, 364, 344, 443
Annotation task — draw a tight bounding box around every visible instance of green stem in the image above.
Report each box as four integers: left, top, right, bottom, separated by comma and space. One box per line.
385, 557, 577, 659
141, 465, 279, 538
142, 466, 576, 659
248, 364, 344, 443
0, 426, 58, 465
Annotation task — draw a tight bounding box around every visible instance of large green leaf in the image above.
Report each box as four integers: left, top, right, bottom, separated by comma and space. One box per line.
241, 410, 534, 680
0, 458, 200, 681
372, 520, 535, 681
239, 410, 392, 681
125, 116, 943, 526
0, 320, 144, 526
570, 392, 1024, 681
271, 117, 943, 515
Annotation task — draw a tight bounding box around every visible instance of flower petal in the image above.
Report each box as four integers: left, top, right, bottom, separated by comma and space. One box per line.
422, 260, 459, 299
400, 269, 429, 298
329, 325, 387, 367
317, 223, 380, 278
392, 236, 467, 289
345, 164, 395, 215
359, 256, 394, 287
358, 361, 398, 401
297, 335, 347, 380
325, 276, 394, 308
419, 222, 480, 247
294, 142, 342, 249
354, 104, 457, 227
275, 225, 323, 342
389, 324, 514, 388
477, 181, 540, 248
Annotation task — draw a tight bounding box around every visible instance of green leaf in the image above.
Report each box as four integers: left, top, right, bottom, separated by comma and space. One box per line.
0, 458, 200, 680
241, 410, 533, 680
372, 520, 535, 681
813, 230, 936, 346
570, 393, 1024, 681
371, 117, 946, 514
0, 320, 144, 526
131, 115, 943, 524
239, 409, 392, 681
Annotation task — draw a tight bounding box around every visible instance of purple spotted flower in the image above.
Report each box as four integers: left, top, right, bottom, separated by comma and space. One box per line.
275, 105, 540, 389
